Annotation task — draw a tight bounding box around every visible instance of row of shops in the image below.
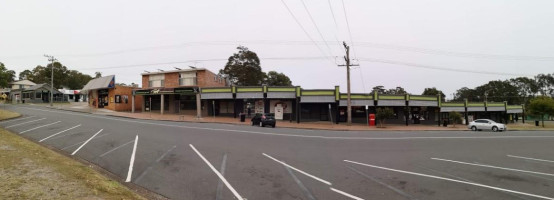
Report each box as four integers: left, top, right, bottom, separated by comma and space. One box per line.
129, 85, 525, 125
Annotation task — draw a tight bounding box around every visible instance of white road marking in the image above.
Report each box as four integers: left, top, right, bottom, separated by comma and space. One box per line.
134, 145, 176, 183
61, 133, 112, 150
216, 153, 228, 200
330, 187, 364, 200
344, 160, 554, 200
263, 153, 332, 185
70, 129, 103, 156
5, 118, 46, 128
125, 135, 138, 182
431, 158, 554, 177
190, 144, 244, 200
285, 165, 317, 200
0, 116, 35, 123
39, 124, 81, 142
19, 107, 554, 141
99, 139, 135, 157
508, 155, 554, 164
347, 165, 417, 200
19, 121, 61, 134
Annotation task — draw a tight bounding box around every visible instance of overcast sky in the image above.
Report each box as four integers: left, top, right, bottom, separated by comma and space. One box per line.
1, 0, 553, 99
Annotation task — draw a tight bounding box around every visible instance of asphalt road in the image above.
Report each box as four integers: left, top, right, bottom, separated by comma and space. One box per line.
2, 104, 554, 200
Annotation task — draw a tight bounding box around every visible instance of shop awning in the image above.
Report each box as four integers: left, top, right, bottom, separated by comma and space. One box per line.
467, 107, 485, 112
236, 92, 263, 99
487, 106, 506, 112
440, 107, 465, 112
507, 109, 523, 113
300, 96, 335, 103
81, 75, 115, 93
377, 100, 405, 106
339, 100, 373, 106
201, 93, 233, 99
267, 92, 296, 99
409, 100, 438, 107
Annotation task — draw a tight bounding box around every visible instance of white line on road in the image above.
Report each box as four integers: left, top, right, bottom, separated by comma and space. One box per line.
431, 158, 554, 177
125, 135, 138, 182
263, 153, 332, 185
5, 118, 46, 128
216, 153, 228, 200
347, 165, 417, 200
508, 155, 554, 164
71, 129, 103, 156
19, 121, 61, 134
19, 107, 554, 141
39, 124, 81, 142
0, 116, 35, 123
330, 187, 364, 200
61, 133, 112, 150
134, 145, 176, 183
190, 144, 244, 200
344, 160, 554, 200
99, 139, 135, 157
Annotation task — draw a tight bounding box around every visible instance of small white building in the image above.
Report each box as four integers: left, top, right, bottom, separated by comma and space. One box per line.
58, 87, 87, 102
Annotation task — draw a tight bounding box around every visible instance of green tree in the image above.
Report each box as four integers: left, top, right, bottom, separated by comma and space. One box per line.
265, 71, 292, 86
535, 73, 554, 96
449, 111, 463, 127
0, 62, 16, 88
384, 86, 407, 95
528, 96, 554, 128
454, 87, 479, 102
422, 87, 445, 100
24, 62, 92, 89
95, 72, 102, 78
221, 46, 266, 86
372, 86, 386, 94
19, 69, 32, 80
475, 80, 520, 104
375, 107, 394, 128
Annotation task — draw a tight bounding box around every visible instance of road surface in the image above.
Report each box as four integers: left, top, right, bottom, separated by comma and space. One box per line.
1, 104, 554, 200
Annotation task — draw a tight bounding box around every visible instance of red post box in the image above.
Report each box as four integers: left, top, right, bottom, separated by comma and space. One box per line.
369, 114, 375, 126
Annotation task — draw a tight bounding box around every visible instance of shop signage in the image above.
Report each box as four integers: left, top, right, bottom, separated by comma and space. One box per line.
134, 90, 150, 95
174, 88, 198, 94
98, 89, 109, 95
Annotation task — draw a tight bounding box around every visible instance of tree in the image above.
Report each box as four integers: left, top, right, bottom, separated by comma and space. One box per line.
95, 72, 102, 78
528, 96, 554, 128
384, 87, 407, 95
535, 73, 554, 96
0, 62, 16, 88
449, 111, 463, 127
422, 87, 445, 99
19, 69, 32, 80
221, 46, 266, 86
454, 87, 479, 102
375, 107, 394, 128
24, 62, 92, 90
372, 86, 386, 94
265, 71, 292, 86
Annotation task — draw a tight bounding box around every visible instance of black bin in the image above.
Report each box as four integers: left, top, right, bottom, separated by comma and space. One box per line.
240, 114, 246, 122
535, 121, 540, 126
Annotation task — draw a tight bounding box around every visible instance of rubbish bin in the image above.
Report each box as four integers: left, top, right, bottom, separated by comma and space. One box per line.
535, 120, 539, 126
443, 119, 448, 127
240, 113, 246, 122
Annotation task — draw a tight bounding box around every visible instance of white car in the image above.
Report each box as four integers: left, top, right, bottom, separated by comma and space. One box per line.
468, 119, 506, 132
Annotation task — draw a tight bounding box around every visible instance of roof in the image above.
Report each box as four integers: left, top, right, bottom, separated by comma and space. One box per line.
81, 75, 115, 92
141, 68, 206, 75
24, 83, 62, 94
10, 79, 36, 86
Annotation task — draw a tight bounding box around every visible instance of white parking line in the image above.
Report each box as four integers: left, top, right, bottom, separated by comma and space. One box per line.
71, 129, 103, 155
5, 118, 46, 128
99, 139, 135, 157
347, 165, 417, 200
0, 116, 35, 123
431, 158, 554, 177
263, 153, 332, 185
508, 155, 554, 164
39, 124, 81, 142
344, 160, 554, 200
330, 187, 364, 200
19, 121, 61, 134
125, 135, 138, 182
190, 144, 244, 200
61, 133, 112, 150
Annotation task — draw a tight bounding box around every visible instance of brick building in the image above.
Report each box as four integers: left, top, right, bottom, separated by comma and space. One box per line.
82, 75, 142, 112
132, 68, 227, 115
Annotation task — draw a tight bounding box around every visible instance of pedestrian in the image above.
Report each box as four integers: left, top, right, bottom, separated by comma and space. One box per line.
247, 106, 252, 117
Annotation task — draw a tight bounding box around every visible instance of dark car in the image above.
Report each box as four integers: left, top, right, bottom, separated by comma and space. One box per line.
251, 113, 276, 128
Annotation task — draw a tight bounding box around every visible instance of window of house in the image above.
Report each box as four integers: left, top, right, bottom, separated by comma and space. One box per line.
179, 72, 196, 86
148, 74, 165, 87
35, 92, 42, 99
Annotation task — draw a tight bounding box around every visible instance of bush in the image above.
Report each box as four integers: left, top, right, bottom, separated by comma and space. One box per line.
449, 111, 463, 127
376, 108, 394, 128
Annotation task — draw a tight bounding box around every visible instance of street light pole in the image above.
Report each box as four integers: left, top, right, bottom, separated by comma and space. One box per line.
44, 55, 57, 107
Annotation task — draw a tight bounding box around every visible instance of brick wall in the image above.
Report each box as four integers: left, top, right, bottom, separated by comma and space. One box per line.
197, 70, 226, 87
105, 85, 143, 111
142, 75, 149, 88
164, 72, 179, 88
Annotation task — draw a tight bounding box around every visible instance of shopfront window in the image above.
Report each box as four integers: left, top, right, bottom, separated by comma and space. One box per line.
149, 74, 165, 87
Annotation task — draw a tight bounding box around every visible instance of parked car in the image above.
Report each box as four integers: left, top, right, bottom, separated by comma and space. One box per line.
251, 113, 276, 128
467, 119, 506, 132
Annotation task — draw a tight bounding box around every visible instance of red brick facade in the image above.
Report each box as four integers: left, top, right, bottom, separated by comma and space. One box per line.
141, 69, 226, 89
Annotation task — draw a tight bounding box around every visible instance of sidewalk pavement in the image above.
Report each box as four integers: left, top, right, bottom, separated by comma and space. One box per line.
30, 102, 470, 131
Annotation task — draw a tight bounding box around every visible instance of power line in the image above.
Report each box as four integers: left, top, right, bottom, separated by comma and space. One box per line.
79, 56, 333, 70
358, 58, 532, 76
299, 0, 336, 57
280, 0, 336, 65
341, 0, 357, 59
328, 0, 339, 29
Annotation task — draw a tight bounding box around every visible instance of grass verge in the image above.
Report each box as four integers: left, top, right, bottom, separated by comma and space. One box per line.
0, 109, 146, 200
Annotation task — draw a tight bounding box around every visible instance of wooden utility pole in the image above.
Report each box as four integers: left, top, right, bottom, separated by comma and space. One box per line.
338, 42, 359, 126
44, 55, 57, 107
